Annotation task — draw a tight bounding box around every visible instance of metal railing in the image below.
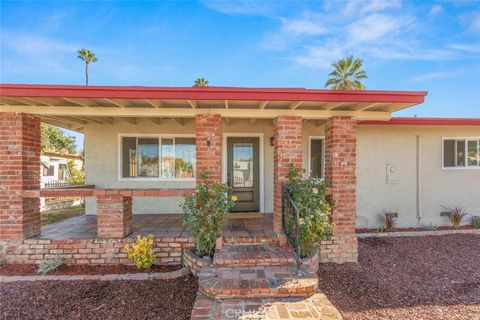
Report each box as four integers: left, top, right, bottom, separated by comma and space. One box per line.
44, 181, 74, 188
282, 184, 301, 271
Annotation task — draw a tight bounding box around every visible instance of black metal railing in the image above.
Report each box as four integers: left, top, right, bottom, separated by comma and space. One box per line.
282, 184, 301, 271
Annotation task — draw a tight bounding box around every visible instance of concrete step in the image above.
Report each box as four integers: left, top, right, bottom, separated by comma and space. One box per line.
214, 244, 296, 267
198, 265, 318, 299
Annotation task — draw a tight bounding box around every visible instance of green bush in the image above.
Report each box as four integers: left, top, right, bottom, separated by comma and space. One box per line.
37, 255, 64, 275
285, 169, 333, 258
472, 216, 480, 228
181, 178, 235, 257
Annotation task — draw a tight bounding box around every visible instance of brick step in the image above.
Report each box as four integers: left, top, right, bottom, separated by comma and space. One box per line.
214, 244, 295, 267
222, 234, 287, 246
198, 265, 318, 299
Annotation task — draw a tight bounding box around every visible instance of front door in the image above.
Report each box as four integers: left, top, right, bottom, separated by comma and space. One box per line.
227, 137, 260, 212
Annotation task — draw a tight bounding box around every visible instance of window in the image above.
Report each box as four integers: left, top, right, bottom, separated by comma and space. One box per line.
309, 138, 324, 178
443, 138, 480, 168
121, 136, 196, 179
43, 165, 54, 177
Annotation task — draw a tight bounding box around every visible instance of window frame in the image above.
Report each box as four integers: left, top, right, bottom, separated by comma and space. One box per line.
442, 137, 480, 170
308, 136, 325, 179
118, 133, 196, 181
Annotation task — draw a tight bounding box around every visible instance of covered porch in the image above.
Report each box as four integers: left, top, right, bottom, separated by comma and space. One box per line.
0, 84, 426, 264
36, 213, 275, 240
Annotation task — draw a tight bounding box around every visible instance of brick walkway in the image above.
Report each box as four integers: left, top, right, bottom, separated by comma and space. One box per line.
191, 230, 342, 319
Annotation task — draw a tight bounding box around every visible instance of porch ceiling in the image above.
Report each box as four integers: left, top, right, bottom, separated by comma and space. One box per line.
0, 84, 427, 132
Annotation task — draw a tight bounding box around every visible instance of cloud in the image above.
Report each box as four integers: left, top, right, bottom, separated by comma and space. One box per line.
413, 67, 476, 82
470, 11, 480, 31
347, 14, 414, 44
343, 0, 402, 15
283, 18, 326, 36
2, 32, 77, 56
449, 43, 480, 53
429, 5, 443, 17
201, 0, 279, 16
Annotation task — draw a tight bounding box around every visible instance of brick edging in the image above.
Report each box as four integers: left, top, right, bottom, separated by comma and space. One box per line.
0, 266, 190, 283
357, 229, 480, 238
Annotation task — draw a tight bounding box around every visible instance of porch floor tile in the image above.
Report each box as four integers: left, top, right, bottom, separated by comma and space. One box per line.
35, 213, 274, 240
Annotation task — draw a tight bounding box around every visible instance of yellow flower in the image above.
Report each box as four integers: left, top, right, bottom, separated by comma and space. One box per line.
312, 187, 319, 194
231, 195, 238, 202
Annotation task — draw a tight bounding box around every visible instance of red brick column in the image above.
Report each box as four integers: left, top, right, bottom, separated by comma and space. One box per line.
96, 195, 132, 238
324, 116, 358, 263
0, 113, 41, 240
195, 114, 222, 184
273, 116, 303, 233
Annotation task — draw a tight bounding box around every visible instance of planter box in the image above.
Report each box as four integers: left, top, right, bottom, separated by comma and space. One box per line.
182, 249, 213, 276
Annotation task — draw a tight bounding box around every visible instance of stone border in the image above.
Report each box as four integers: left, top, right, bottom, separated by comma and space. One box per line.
0, 266, 190, 283
357, 228, 480, 238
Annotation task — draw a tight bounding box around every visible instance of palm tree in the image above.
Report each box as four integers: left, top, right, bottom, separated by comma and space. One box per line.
193, 78, 209, 87
77, 49, 98, 86
325, 55, 367, 90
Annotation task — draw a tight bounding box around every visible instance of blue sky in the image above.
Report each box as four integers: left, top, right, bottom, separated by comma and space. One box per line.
1, 0, 479, 150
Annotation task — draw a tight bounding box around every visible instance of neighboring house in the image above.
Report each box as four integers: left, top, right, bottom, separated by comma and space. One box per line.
40, 152, 83, 211
0, 84, 478, 262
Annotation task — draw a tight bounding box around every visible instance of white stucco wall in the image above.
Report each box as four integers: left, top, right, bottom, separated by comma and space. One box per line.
357, 125, 480, 228
84, 119, 479, 228
84, 119, 327, 215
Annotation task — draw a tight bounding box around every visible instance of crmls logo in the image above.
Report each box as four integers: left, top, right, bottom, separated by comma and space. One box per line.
224, 308, 266, 319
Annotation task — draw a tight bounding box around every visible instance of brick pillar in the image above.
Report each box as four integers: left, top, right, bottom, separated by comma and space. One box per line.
96, 195, 132, 238
195, 114, 222, 184
0, 113, 41, 240
324, 116, 358, 263
273, 116, 303, 233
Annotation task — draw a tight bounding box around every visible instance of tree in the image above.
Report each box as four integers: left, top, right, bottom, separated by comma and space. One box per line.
193, 78, 209, 87
67, 160, 85, 185
77, 48, 98, 86
41, 123, 77, 154
325, 55, 367, 90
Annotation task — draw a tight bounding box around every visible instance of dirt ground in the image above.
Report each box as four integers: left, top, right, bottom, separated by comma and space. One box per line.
1, 234, 478, 320
0, 274, 198, 320
318, 234, 480, 320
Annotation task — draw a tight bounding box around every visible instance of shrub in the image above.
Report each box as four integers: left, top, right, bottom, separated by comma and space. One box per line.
37, 255, 63, 275
424, 223, 438, 231
285, 169, 333, 258
181, 177, 235, 257
125, 234, 156, 269
377, 210, 397, 232
442, 205, 467, 228
472, 216, 480, 228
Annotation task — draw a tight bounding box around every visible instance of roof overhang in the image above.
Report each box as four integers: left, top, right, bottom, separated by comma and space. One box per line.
0, 84, 427, 132
361, 117, 480, 126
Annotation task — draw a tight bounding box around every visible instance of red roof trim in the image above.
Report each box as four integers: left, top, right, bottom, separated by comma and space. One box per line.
361, 117, 480, 126
0, 84, 427, 103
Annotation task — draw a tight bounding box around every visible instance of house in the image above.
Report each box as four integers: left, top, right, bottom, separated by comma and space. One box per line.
40, 152, 83, 211
0, 84, 479, 266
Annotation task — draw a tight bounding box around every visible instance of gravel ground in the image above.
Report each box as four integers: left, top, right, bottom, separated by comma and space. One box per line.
0, 274, 198, 320
318, 234, 480, 320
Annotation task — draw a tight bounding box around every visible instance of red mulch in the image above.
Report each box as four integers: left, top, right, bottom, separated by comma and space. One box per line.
356, 225, 475, 233
0, 274, 198, 320
0, 263, 181, 276
318, 234, 480, 320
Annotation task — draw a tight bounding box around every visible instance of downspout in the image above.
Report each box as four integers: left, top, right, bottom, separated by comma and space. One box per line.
416, 135, 422, 224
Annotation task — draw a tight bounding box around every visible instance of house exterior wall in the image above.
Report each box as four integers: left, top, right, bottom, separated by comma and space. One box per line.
83, 119, 479, 229
357, 125, 480, 228
84, 119, 325, 215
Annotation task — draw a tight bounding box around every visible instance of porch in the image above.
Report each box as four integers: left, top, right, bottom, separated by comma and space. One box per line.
0, 84, 427, 264
36, 213, 275, 240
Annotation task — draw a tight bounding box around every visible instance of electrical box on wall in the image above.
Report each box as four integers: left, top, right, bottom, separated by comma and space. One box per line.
386, 163, 400, 184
